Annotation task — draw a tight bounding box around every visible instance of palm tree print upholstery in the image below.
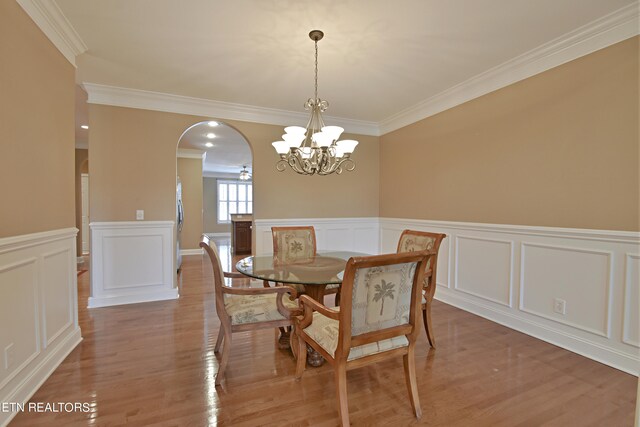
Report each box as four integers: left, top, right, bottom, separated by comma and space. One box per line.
373, 279, 396, 316
224, 293, 298, 325
351, 262, 417, 335
274, 230, 315, 263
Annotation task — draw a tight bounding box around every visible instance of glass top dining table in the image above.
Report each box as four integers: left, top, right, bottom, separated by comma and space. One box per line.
235, 251, 369, 301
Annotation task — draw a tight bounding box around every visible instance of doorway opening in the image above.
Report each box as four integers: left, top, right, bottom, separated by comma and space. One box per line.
176, 120, 253, 274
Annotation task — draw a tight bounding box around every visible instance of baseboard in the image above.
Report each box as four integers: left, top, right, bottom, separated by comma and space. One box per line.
205, 232, 231, 238
87, 288, 179, 308
0, 228, 81, 427
180, 248, 204, 256
436, 288, 638, 375
380, 217, 639, 376
0, 328, 82, 427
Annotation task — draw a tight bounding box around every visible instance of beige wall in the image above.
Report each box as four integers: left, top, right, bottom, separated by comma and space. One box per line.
380, 37, 639, 232
88, 106, 380, 225
0, 2, 75, 238
203, 178, 231, 234
177, 158, 203, 249
74, 149, 89, 255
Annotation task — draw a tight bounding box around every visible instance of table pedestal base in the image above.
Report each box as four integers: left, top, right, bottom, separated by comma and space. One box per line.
278, 327, 291, 349
306, 346, 325, 367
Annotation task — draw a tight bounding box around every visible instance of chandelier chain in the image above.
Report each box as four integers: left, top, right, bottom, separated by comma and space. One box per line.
314, 39, 318, 102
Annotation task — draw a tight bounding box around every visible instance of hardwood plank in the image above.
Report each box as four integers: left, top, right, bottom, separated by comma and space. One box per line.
10, 239, 637, 426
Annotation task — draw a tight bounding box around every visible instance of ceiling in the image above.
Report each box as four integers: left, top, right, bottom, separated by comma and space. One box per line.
56, 0, 634, 124
178, 121, 252, 176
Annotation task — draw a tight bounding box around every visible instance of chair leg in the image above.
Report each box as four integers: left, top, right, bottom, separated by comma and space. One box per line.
214, 327, 224, 353
335, 363, 350, 427
403, 347, 422, 419
295, 333, 307, 379
334, 289, 341, 306
423, 302, 436, 348
215, 330, 232, 386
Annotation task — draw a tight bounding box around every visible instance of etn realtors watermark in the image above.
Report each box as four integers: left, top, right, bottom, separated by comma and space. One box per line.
1, 402, 90, 413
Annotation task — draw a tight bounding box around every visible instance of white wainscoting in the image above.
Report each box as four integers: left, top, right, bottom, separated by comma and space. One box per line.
0, 228, 81, 426
254, 218, 380, 255
89, 221, 178, 308
380, 218, 640, 375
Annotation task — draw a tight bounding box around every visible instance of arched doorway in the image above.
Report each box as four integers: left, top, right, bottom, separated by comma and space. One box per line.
175, 120, 253, 273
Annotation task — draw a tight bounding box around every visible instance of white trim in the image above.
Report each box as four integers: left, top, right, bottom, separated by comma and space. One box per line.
16, 0, 87, 67
254, 217, 380, 256
255, 217, 380, 227
78, 5, 638, 136
180, 248, 203, 256
203, 172, 240, 179
0, 329, 82, 426
205, 232, 231, 238
379, 217, 640, 375
89, 221, 177, 308
83, 83, 380, 137
0, 228, 81, 426
87, 289, 179, 309
379, 217, 640, 244
176, 148, 206, 159
89, 221, 175, 230
435, 288, 638, 376
378, 3, 640, 134
0, 228, 77, 254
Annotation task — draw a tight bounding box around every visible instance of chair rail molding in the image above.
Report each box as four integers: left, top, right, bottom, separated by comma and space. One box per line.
254, 217, 380, 256
379, 217, 640, 375
89, 221, 178, 308
0, 227, 82, 426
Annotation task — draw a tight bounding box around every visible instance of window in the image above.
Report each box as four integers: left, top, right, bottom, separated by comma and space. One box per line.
218, 180, 252, 223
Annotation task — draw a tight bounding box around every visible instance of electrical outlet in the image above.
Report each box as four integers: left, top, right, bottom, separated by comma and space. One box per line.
553, 298, 566, 315
4, 343, 14, 370
136, 210, 144, 220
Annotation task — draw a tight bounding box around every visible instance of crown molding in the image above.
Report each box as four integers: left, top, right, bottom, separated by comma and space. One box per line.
16, 0, 87, 67
379, 3, 640, 135
82, 83, 381, 136
176, 148, 206, 160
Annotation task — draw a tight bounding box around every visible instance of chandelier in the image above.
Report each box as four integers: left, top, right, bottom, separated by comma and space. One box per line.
239, 165, 251, 181
272, 30, 358, 176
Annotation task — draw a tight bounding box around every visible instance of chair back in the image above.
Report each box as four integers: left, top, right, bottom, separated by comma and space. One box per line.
396, 230, 446, 298
271, 226, 317, 263
336, 251, 434, 357
200, 235, 227, 313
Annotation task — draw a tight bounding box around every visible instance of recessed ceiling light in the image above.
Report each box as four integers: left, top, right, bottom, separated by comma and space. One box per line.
205, 142, 214, 148
81, 125, 89, 129
206, 133, 216, 139
208, 121, 219, 127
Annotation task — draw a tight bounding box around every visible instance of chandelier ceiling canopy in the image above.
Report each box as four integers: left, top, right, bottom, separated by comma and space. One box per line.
272, 30, 358, 176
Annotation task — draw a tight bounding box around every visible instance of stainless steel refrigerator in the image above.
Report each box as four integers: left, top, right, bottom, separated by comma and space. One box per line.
176, 177, 184, 272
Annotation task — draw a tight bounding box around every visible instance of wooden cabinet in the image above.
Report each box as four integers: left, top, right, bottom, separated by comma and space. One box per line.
231, 219, 252, 254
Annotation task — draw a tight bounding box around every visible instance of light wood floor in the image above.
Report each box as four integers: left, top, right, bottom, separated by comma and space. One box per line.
11, 240, 637, 426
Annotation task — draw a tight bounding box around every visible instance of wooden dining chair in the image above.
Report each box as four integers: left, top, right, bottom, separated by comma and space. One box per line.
294, 251, 434, 426
271, 226, 341, 303
199, 234, 301, 385
396, 229, 446, 348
